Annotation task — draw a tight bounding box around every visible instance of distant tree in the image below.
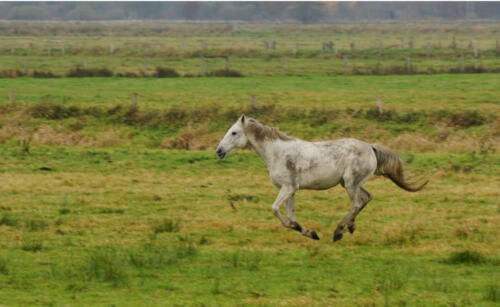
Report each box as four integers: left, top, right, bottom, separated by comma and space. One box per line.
8, 5, 49, 20
123, 2, 164, 19
287, 2, 326, 24
218, 4, 257, 21
67, 4, 96, 20
260, 2, 291, 19
180, 2, 200, 20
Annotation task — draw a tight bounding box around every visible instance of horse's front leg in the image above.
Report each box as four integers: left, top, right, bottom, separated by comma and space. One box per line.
286, 196, 320, 240
271, 185, 296, 229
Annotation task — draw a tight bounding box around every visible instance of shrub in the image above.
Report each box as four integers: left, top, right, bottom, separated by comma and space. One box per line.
116, 71, 141, 78
0, 69, 23, 78
447, 110, 487, 128
32, 70, 60, 78
155, 67, 179, 78
365, 108, 397, 122
208, 69, 243, 77
29, 103, 81, 120
67, 66, 113, 77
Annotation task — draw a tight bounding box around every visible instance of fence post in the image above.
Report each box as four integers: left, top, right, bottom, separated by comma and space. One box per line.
376, 96, 383, 114
293, 42, 298, 56
343, 56, 349, 74
251, 95, 257, 109
460, 54, 465, 72
426, 43, 431, 57
24, 56, 28, 75
83, 57, 87, 69
143, 56, 147, 75
472, 40, 478, 57
131, 93, 138, 108
9, 91, 15, 105
406, 57, 411, 73
496, 38, 499, 52
350, 42, 355, 51
200, 55, 206, 76
451, 36, 456, 49
409, 37, 414, 49
47, 44, 51, 56
109, 43, 114, 55
280, 58, 286, 76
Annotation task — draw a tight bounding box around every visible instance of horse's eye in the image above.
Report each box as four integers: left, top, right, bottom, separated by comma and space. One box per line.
232, 131, 237, 136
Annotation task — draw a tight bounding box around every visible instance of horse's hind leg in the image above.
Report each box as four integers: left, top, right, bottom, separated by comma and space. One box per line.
286, 196, 319, 240
347, 187, 372, 234
333, 186, 361, 242
334, 174, 372, 242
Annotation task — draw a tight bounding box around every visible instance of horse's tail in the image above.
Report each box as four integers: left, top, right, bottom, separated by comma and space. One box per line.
371, 143, 428, 192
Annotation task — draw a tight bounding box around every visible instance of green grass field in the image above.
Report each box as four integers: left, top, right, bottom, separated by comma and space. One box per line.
1, 23, 500, 77
0, 23, 499, 306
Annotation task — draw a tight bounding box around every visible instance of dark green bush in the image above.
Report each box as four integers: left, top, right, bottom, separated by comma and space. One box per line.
155, 67, 180, 78
208, 69, 243, 77
67, 66, 113, 77
29, 103, 81, 120
32, 70, 60, 78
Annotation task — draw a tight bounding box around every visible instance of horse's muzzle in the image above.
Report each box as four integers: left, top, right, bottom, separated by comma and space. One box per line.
216, 147, 226, 159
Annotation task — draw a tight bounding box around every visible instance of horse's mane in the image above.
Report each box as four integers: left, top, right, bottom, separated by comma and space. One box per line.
244, 118, 294, 142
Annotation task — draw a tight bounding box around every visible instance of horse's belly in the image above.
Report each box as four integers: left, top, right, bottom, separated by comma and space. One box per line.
298, 171, 342, 190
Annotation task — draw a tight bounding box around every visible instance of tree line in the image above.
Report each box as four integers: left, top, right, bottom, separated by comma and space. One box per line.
0, 2, 499, 23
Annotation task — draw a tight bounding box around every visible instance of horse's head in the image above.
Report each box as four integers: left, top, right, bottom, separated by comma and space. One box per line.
216, 115, 249, 159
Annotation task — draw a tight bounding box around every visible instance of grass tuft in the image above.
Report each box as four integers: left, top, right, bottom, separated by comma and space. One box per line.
25, 218, 49, 232
443, 250, 487, 265
58, 208, 71, 215
84, 247, 127, 286
0, 257, 8, 275
153, 218, 180, 234
0, 213, 19, 227
484, 285, 499, 302
21, 238, 43, 252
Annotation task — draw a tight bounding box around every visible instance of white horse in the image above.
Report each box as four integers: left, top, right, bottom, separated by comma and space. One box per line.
216, 115, 428, 242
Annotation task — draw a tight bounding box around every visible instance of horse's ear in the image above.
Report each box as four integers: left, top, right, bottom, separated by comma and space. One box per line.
240, 114, 246, 124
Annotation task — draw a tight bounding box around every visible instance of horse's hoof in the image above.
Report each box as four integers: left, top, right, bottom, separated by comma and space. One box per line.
333, 232, 343, 242
348, 224, 355, 234
310, 230, 320, 240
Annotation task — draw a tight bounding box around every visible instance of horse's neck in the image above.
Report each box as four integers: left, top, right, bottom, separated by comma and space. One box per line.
248, 137, 276, 166
248, 136, 296, 168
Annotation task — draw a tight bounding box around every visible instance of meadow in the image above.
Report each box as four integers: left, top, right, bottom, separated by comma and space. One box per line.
0, 23, 499, 306
1, 23, 500, 76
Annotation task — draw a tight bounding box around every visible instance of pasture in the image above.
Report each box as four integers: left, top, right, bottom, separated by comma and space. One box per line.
0, 23, 499, 306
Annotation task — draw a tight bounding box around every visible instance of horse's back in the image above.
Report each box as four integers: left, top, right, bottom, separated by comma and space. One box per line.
313, 138, 378, 181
